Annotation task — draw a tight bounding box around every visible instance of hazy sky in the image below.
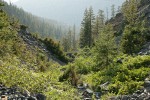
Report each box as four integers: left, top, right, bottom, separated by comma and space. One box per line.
4, 0, 126, 27
4, 0, 19, 3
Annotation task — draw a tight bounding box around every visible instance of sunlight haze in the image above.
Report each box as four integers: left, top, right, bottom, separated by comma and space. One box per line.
5, 0, 126, 27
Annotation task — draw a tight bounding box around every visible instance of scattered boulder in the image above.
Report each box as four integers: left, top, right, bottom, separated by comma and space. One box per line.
36, 93, 46, 100
144, 80, 150, 87
116, 58, 123, 64
82, 88, 93, 99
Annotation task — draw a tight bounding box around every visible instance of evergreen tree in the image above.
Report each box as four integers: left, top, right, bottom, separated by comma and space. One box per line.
80, 8, 89, 48
122, 0, 138, 25
98, 10, 105, 27
111, 4, 115, 18
72, 24, 76, 50
62, 37, 69, 52
93, 10, 105, 41
67, 28, 72, 50
79, 7, 95, 48
62, 28, 73, 52
93, 15, 100, 41
121, 0, 147, 54
93, 24, 117, 70
88, 6, 95, 47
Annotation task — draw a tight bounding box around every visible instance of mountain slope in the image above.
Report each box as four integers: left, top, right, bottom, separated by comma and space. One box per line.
14, 0, 126, 27
0, 2, 79, 99
1, 0, 69, 40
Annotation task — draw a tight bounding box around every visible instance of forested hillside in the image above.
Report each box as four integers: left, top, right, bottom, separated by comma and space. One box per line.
1, 0, 79, 52
60, 0, 150, 99
0, 1, 79, 99
0, 0, 150, 100
1, 0, 69, 40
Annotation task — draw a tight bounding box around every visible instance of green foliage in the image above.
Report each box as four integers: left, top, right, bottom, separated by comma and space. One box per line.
122, 0, 138, 25
0, 57, 78, 99
121, 0, 148, 54
92, 9, 105, 42
80, 7, 95, 48
59, 64, 79, 86
73, 48, 94, 74
59, 48, 95, 86
93, 24, 117, 69
0, 5, 79, 99
125, 55, 150, 69
88, 55, 150, 95
74, 56, 92, 74
41, 38, 69, 63
59, 66, 71, 82
61, 26, 78, 52
121, 23, 147, 54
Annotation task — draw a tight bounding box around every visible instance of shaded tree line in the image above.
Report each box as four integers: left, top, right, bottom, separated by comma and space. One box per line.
1, 0, 69, 40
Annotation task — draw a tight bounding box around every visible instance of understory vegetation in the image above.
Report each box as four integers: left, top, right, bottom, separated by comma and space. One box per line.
0, 2, 79, 99
60, 0, 150, 99
60, 49, 150, 96
0, 0, 150, 99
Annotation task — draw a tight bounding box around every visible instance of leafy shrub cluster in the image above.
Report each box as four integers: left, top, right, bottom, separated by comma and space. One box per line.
40, 38, 69, 63
64, 54, 150, 95
0, 57, 79, 99
89, 55, 150, 95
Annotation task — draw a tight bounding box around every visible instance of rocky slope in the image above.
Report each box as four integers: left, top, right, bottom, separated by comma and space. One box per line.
18, 25, 65, 65
109, 0, 150, 34
0, 84, 46, 100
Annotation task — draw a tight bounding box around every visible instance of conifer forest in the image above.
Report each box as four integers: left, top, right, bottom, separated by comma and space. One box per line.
0, 0, 150, 100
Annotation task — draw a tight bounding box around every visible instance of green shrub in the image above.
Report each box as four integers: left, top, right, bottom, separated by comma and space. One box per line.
90, 55, 150, 95
42, 38, 69, 63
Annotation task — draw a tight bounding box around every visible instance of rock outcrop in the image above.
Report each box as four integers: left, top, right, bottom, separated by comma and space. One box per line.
109, 0, 150, 34
0, 84, 46, 100
138, 42, 150, 55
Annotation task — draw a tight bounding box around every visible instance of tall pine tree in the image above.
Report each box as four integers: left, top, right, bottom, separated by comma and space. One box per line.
121, 0, 147, 54
93, 10, 105, 41
79, 7, 95, 48
93, 24, 117, 70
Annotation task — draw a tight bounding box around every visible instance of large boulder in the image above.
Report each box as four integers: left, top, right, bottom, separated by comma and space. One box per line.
36, 93, 46, 100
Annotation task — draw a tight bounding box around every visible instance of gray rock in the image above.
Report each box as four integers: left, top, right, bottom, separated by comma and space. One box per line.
144, 87, 150, 93
36, 93, 46, 100
145, 96, 150, 100
131, 93, 138, 98
116, 58, 123, 64
23, 90, 30, 97
145, 78, 150, 81
138, 93, 147, 98
144, 81, 150, 87
135, 90, 143, 94
100, 82, 109, 91
28, 96, 37, 100
109, 96, 117, 100
117, 95, 131, 100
